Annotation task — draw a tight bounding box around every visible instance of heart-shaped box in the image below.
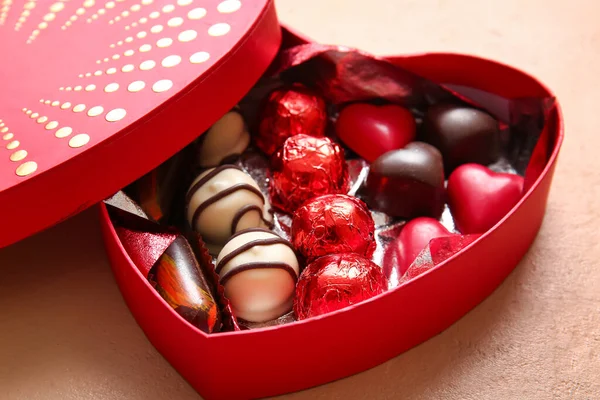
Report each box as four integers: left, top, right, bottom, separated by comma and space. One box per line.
1, 1, 563, 399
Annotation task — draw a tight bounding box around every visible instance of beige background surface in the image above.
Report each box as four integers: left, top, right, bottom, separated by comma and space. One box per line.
1, 0, 599, 399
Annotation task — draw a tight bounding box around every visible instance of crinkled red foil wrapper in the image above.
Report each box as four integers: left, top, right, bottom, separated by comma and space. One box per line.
294, 253, 388, 320
255, 84, 327, 156
292, 194, 375, 259
270, 134, 349, 213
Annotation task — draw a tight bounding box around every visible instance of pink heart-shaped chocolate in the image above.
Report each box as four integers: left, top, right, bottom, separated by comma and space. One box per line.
384, 217, 453, 278
335, 103, 416, 162
448, 164, 524, 234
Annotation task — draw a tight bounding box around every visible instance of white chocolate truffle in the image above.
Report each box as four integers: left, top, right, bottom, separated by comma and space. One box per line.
186, 165, 272, 248
198, 110, 250, 167
216, 229, 300, 322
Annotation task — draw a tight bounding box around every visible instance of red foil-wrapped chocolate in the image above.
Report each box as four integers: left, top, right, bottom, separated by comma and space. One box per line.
255, 84, 327, 156
270, 134, 349, 213
292, 194, 375, 259
294, 253, 388, 320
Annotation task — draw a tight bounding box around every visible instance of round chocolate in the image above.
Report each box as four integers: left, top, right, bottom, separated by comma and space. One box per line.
186, 165, 273, 248
364, 142, 445, 219
422, 104, 500, 172
197, 110, 250, 168
216, 229, 300, 323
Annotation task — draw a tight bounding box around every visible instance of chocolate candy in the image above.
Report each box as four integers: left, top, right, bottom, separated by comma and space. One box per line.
149, 236, 222, 333
422, 104, 500, 172
292, 194, 375, 259
256, 85, 327, 156
447, 163, 524, 234
105, 191, 149, 220
186, 165, 273, 250
270, 134, 349, 213
294, 253, 388, 320
216, 229, 300, 323
335, 103, 416, 162
364, 142, 445, 219
197, 109, 250, 168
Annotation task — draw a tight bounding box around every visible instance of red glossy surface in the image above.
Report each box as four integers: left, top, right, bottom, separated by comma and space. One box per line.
336, 103, 416, 162
99, 31, 563, 400
448, 164, 525, 234
0, 0, 281, 248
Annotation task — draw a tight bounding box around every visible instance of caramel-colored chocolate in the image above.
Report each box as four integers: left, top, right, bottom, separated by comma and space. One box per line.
198, 110, 250, 168
186, 165, 273, 249
216, 229, 299, 323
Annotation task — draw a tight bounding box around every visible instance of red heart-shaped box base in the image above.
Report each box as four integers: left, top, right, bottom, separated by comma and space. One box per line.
99, 28, 563, 399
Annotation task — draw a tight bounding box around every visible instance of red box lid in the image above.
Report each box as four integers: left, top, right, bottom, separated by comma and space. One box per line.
0, 0, 281, 248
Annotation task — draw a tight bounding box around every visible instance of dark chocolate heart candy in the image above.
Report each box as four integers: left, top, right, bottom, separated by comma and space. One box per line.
422, 104, 500, 172
364, 142, 445, 218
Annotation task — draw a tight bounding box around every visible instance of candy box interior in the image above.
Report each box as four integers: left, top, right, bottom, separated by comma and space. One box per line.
0, 0, 563, 399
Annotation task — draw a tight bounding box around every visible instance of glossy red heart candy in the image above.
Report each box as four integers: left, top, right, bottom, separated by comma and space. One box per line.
448, 164, 524, 234
335, 103, 416, 162
384, 217, 454, 278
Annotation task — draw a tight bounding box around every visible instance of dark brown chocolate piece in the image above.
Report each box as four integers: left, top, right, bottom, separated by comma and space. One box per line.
364, 142, 445, 219
104, 191, 149, 220
422, 103, 500, 172
149, 236, 222, 333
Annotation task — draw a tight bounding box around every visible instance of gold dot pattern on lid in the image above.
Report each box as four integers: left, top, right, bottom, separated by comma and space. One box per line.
208, 23, 230, 36
152, 79, 173, 93
70, 15, 78, 21
85, 72, 92, 77
122, 64, 135, 72
66, 86, 73, 90
50, 2, 65, 12
177, 0, 193, 6
94, 70, 102, 76
85, 84, 96, 91
106, 108, 126, 122
124, 49, 135, 56
16, 161, 37, 177
45, 121, 59, 130
162, 4, 175, 13
60, 102, 72, 109
106, 1, 115, 9
149, 11, 159, 19
78, 73, 84, 78
141, 0, 153, 4
112, 54, 120, 60
10, 150, 27, 162
6, 140, 19, 150
3, 133, 14, 140
73, 104, 86, 112
44, 100, 51, 105
1, 126, 8, 132
137, 31, 147, 38
83, 0, 95, 8
107, 67, 117, 74
98, 8, 106, 15
103, 57, 109, 62
114, 16, 121, 21
74, 85, 82, 91
150, 24, 163, 33
43, 13, 55, 22
125, 36, 134, 42
121, 10, 130, 17
37, 116, 48, 123
59, 87, 64, 90
167, 16, 183, 27
217, 0, 241, 13
30, 112, 39, 118
188, 7, 206, 20
128, 80, 145, 92
178, 29, 197, 42
161, 54, 181, 67
76, 7, 85, 15
25, 110, 32, 115
51, 101, 60, 106
55, 126, 73, 138
139, 17, 148, 23
87, 106, 104, 117
38, 21, 48, 29
157, 37, 172, 47
69, 134, 90, 148
131, 4, 141, 11
139, 44, 151, 52
140, 60, 156, 70
105, 82, 119, 92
